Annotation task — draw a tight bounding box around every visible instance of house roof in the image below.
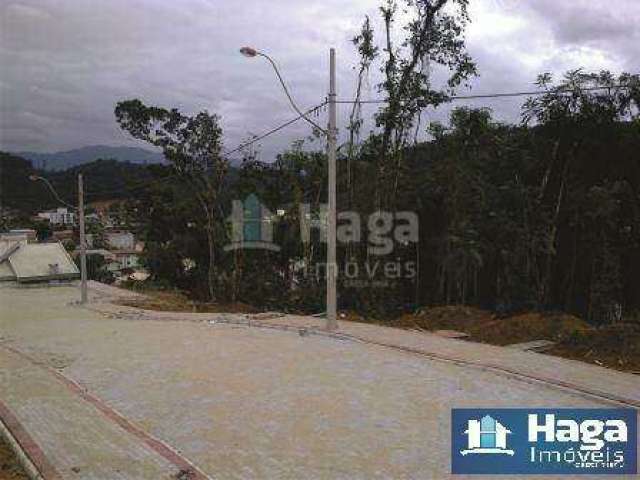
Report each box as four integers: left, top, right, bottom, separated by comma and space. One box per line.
0, 260, 15, 281
0, 241, 79, 283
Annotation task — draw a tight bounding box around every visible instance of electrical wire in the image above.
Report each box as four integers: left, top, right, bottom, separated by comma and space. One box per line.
53, 103, 327, 199
30, 175, 77, 210
223, 102, 326, 157
334, 84, 636, 104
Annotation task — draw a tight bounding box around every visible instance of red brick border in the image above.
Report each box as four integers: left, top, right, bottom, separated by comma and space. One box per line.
1, 344, 210, 480
0, 398, 62, 480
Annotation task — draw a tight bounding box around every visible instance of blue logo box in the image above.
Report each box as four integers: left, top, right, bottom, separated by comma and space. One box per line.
452, 409, 637, 475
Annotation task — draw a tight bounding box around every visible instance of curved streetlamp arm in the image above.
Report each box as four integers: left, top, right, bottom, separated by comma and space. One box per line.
257, 52, 328, 135
29, 175, 77, 210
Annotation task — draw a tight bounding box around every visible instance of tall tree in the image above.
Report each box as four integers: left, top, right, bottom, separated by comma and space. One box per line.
522, 71, 640, 316
115, 100, 227, 300
355, 0, 477, 207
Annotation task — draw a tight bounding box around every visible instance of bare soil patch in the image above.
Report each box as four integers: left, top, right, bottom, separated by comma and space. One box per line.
118, 289, 258, 314
392, 306, 640, 373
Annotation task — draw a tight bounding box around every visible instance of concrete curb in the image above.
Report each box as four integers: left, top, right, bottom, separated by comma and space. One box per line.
346, 336, 640, 409
0, 418, 42, 480
0, 399, 58, 480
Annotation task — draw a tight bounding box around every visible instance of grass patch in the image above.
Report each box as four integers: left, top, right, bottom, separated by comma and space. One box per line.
0, 439, 27, 480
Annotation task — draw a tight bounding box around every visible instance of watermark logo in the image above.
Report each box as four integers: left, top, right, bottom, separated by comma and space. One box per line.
224, 194, 280, 252
460, 415, 515, 456
225, 195, 419, 286
452, 409, 637, 475
225, 194, 419, 286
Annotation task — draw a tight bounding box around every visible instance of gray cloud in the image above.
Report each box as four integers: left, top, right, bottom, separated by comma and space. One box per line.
0, 0, 637, 161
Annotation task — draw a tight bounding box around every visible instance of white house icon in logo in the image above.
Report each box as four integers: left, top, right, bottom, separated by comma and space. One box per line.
224, 194, 280, 252
460, 415, 515, 456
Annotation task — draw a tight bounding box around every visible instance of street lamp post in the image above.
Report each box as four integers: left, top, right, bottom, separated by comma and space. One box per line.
78, 173, 88, 304
30, 173, 88, 304
326, 48, 337, 331
240, 46, 338, 330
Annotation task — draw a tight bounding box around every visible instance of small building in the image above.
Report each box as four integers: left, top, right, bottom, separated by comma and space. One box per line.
80, 248, 139, 274
105, 230, 135, 250
38, 208, 76, 226
113, 250, 139, 270
0, 240, 79, 283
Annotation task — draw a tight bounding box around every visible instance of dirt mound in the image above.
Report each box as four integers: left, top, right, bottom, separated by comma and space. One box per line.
391, 306, 640, 373
551, 323, 640, 372
394, 305, 495, 331
393, 307, 591, 346
119, 290, 258, 314
473, 312, 591, 346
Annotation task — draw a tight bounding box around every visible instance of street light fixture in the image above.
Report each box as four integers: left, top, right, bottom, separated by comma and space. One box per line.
239, 46, 327, 134
30, 173, 88, 304
239, 47, 258, 58
240, 46, 338, 330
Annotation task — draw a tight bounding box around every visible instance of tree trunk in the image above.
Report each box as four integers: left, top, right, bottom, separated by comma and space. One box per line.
206, 225, 216, 302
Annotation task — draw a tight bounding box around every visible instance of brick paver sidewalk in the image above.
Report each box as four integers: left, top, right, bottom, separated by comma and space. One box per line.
1, 283, 637, 479
92, 293, 640, 409
0, 345, 208, 480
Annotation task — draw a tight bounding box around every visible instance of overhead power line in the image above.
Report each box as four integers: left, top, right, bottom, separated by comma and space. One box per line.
26, 103, 329, 200
223, 102, 326, 157
334, 84, 636, 104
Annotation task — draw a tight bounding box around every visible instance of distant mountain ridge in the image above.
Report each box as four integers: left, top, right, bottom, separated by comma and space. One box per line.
16, 145, 165, 171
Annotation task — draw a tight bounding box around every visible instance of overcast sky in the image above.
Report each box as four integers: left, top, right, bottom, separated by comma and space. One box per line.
1, 0, 638, 161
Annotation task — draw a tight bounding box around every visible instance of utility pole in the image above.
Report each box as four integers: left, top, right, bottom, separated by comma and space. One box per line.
326, 48, 338, 330
78, 173, 88, 304
239, 45, 339, 330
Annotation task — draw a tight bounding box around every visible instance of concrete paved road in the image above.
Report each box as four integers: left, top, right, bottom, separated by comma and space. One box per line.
0, 284, 637, 479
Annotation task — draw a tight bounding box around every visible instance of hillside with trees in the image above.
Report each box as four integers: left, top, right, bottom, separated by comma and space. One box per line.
0, 155, 158, 213
107, 0, 640, 328
109, 71, 640, 328
4, 0, 639, 336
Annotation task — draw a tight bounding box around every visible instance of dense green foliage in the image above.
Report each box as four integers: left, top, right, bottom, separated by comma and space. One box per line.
0, 155, 155, 212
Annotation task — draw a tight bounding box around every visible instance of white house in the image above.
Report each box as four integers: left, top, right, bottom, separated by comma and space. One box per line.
105, 230, 135, 250
38, 208, 76, 226
113, 250, 139, 270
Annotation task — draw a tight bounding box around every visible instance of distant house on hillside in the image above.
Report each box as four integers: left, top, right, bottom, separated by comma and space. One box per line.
112, 250, 139, 270
37, 207, 76, 226
105, 230, 135, 250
